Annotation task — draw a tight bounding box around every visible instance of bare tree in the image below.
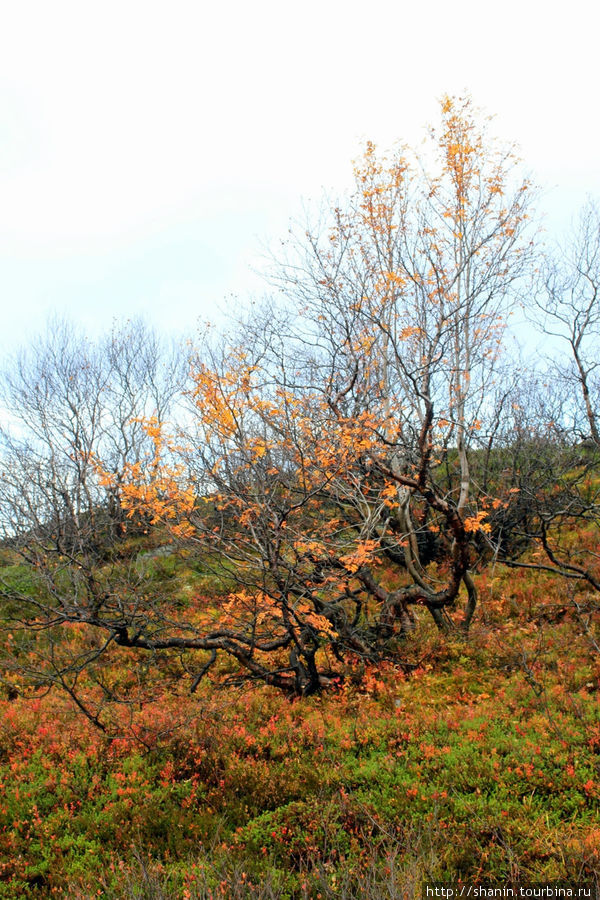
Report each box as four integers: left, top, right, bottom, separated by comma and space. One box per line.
483, 201, 600, 604
0, 317, 185, 546
533, 200, 600, 445
0, 318, 189, 725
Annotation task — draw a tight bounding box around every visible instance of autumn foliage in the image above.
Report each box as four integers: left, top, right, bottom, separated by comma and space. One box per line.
0, 96, 598, 710
0, 94, 600, 897
95, 95, 534, 695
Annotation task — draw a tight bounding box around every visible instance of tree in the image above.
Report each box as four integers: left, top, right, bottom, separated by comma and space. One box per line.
0, 319, 188, 726
0, 97, 537, 706
256, 94, 533, 629
118, 95, 534, 694
0, 317, 185, 544
490, 204, 600, 600
532, 200, 600, 446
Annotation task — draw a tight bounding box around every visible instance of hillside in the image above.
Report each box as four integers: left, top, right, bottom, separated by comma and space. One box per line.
0, 538, 598, 898
1, 97, 599, 899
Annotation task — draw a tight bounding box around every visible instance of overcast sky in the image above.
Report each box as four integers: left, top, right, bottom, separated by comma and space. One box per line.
1, 0, 599, 357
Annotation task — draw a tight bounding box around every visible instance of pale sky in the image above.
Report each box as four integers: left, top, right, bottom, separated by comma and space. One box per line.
1, 0, 599, 356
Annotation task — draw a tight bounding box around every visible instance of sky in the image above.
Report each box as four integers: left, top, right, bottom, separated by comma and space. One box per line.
1, 0, 599, 358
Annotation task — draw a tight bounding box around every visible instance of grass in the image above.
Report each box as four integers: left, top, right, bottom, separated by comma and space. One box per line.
0, 543, 599, 897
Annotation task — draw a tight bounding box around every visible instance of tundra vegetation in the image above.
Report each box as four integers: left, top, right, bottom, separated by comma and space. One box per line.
0, 97, 599, 897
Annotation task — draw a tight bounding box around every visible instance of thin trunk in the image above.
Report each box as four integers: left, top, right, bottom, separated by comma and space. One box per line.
572, 344, 600, 445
